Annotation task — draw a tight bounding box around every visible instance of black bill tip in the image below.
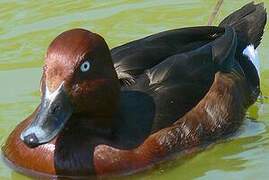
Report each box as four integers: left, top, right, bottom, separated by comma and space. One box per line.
22, 133, 40, 148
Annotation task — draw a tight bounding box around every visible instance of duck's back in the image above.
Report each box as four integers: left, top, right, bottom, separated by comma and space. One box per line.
112, 26, 223, 86
111, 2, 266, 133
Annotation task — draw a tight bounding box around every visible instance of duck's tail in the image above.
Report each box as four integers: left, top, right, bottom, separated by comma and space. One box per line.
219, 2, 267, 53
219, 2, 266, 104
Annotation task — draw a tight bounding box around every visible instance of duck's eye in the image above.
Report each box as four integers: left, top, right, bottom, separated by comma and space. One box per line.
80, 61, 91, 72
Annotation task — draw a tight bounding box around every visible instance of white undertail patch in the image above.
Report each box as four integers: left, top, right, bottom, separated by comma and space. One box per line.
243, 44, 260, 77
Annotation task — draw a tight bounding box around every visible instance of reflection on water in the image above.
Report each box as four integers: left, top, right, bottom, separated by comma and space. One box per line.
0, 0, 268, 179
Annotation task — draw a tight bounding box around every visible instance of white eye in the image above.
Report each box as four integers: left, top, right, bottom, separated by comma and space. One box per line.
80, 61, 91, 72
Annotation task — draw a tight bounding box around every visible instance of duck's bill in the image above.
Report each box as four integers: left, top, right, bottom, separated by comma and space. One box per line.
20, 83, 73, 148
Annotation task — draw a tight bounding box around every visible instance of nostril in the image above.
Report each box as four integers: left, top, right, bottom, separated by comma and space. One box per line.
22, 133, 39, 148
50, 104, 61, 115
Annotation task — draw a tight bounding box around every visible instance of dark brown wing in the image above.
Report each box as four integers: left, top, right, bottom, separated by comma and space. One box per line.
111, 26, 224, 85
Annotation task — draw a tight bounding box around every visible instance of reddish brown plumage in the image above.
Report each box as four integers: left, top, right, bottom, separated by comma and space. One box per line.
93, 72, 248, 174
45, 28, 120, 119
2, 108, 56, 175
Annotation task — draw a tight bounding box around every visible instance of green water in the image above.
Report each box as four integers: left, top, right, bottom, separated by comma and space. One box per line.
0, 0, 268, 179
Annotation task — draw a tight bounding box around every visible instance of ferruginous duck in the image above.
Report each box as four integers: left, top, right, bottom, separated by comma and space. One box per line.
2, 2, 267, 179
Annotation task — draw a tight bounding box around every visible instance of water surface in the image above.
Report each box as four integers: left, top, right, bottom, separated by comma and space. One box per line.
0, 0, 268, 179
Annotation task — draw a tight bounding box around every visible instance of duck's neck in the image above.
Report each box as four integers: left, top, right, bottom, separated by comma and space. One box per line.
54, 115, 119, 176
70, 74, 122, 137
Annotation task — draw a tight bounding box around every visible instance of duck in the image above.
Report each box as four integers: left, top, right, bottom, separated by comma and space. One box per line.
1, 2, 267, 179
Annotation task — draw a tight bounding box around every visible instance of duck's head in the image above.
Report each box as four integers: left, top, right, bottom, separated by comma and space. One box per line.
20, 29, 120, 148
